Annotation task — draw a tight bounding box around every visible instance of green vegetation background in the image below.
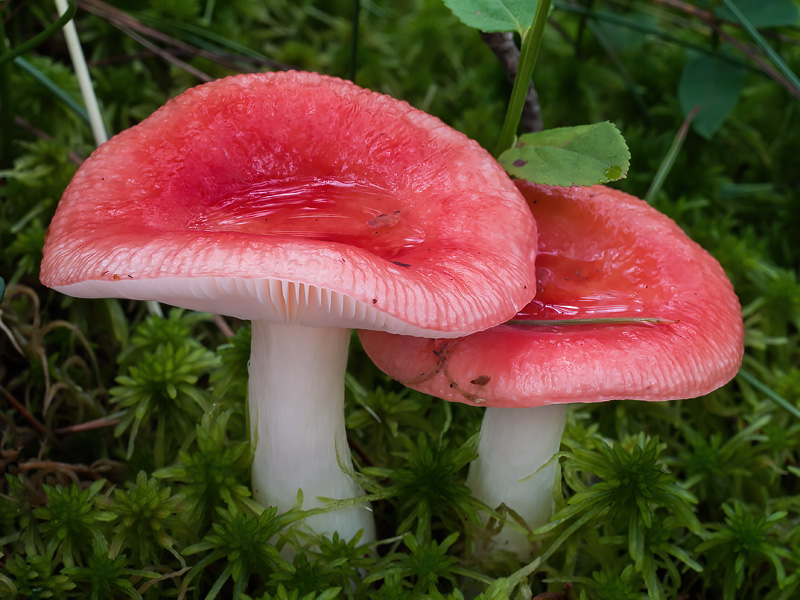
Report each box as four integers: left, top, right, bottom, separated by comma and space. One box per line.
1, 0, 800, 598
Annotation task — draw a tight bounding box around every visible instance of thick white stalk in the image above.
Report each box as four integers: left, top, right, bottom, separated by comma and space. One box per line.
248, 321, 374, 542
466, 404, 567, 558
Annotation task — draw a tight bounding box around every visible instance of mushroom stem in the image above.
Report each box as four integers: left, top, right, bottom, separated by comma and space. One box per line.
248, 320, 375, 543
466, 404, 567, 558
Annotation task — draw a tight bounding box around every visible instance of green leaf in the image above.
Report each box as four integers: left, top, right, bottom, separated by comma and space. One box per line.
678, 51, 746, 139
499, 122, 630, 186
0, 277, 4, 302
443, 0, 539, 34
715, 0, 799, 27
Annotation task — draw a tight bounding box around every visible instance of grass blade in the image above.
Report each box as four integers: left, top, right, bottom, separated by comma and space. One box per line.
738, 368, 800, 421
645, 106, 698, 203
720, 0, 800, 98
13, 56, 90, 124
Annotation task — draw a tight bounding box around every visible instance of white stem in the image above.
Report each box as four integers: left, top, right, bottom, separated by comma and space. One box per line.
54, 0, 108, 145
248, 321, 375, 543
466, 404, 567, 558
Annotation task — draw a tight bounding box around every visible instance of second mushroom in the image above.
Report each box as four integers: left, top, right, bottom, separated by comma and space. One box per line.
359, 182, 745, 557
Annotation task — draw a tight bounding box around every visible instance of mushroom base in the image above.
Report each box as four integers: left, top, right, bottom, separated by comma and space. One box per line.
466, 404, 567, 558
248, 320, 375, 543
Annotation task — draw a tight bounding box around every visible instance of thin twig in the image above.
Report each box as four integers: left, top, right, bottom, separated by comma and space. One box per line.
649, 0, 720, 22
79, 0, 215, 81
650, 0, 800, 101
17, 459, 114, 481
114, 24, 212, 82
639, 0, 800, 46
0, 385, 48, 437
14, 117, 85, 165
213, 314, 234, 338
80, 0, 200, 56
717, 27, 800, 102
79, 0, 288, 73
91, 48, 196, 66
0, 311, 25, 356
480, 32, 544, 133
53, 416, 120, 436
138, 567, 191, 595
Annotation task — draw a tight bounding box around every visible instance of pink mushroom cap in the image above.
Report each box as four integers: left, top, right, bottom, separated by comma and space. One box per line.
40, 71, 537, 337
359, 182, 744, 406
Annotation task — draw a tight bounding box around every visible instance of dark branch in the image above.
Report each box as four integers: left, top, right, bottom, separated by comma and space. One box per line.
480, 31, 543, 133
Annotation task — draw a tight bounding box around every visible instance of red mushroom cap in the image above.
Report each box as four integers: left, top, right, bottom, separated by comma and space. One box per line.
40, 71, 537, 336
359, 182, 744, 405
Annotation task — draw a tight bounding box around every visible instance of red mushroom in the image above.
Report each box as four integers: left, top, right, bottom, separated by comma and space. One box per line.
40, 71, 537, 542
359, 182, 744, 555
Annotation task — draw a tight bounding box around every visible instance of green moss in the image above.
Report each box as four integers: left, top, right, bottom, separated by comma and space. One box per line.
1, 0, 799, 597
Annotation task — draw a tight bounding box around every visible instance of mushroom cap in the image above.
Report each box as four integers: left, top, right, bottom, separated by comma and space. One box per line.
359, 183, 744, 405
40, 71, 537, 337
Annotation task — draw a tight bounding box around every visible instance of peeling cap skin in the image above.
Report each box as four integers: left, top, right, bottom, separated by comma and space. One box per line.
40, 71, 537, 336
359, 182, 745, 405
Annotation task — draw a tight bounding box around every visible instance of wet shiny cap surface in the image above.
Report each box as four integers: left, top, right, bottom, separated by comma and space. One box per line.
359, 182, 744, 405
40, 71, 537, 337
